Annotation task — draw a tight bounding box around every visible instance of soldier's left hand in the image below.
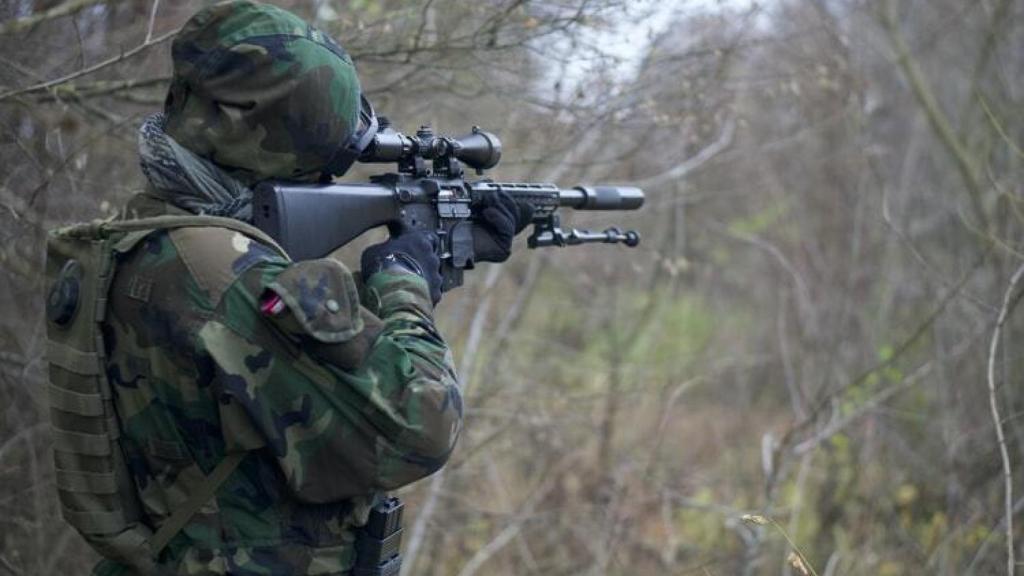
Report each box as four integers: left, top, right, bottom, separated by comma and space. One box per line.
471, 190, 533, 263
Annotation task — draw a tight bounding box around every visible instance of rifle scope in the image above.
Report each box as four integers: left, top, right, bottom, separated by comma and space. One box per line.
359, 119, 502, 172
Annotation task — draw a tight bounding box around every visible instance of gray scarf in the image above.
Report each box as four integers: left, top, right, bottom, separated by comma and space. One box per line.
137, 113, 253, 220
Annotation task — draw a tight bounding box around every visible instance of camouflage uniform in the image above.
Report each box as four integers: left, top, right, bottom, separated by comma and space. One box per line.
94, 2, 462, 574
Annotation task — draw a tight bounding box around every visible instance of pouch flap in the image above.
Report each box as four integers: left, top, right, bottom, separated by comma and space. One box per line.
267, 259, 363, 343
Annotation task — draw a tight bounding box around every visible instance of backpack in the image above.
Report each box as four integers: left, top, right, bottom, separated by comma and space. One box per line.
44, 215, 287, 572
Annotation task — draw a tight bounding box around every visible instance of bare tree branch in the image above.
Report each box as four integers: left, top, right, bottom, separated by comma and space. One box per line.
0, 0, 112, 36
0, 27, 179, 102
985, 260, 1024, 576
145, 0, 161, 43
632, 117, 736, 189
880, 0, 988, 230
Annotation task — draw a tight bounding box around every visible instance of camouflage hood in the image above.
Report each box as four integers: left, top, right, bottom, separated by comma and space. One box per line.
160, 0, 365, 183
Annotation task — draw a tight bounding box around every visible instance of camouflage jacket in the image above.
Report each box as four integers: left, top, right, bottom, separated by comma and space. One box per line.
97, 194, 461, 575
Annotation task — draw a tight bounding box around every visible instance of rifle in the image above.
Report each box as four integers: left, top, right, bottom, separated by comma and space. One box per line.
253, 117, 645, 292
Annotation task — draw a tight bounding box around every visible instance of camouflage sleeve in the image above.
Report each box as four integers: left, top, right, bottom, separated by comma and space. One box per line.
201, 254, 461, 503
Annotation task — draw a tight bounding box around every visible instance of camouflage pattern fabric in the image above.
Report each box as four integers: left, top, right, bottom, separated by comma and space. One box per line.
94, 197, 462, 575
164, 0, 363, 183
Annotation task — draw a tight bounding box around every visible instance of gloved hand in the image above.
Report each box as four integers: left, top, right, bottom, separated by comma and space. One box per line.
361, 229, 443, 305
471, 191, 534, 263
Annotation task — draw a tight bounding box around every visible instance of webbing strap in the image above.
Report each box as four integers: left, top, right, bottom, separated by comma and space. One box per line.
105, 215, 288, 259
47, 340, 101, 376
62, 505, 126, 535
111, 229, 158, 255
56, 468, 119, 494
49, 384, 105, 417
52, 429, 112, 457
148, 452, 247, 557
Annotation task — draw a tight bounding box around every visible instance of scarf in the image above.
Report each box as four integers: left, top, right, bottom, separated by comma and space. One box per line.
137, 113, 253, 220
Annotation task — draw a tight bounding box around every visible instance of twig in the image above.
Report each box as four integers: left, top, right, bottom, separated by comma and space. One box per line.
30, 77, 170, 102
402, 267, 502, 575
632, 117, 736, 188
455, 452, 580, 576
778, 251, 988, 457
0, 0, 110, 36
791, 322, 980, 456
966, 496, 1024, 575
0, 552, 22, 575
979, 95, 1024, 161
0, 26, 179, 103
145, 0, 161, 42
880, 0, 987, 230
741, 515, 820, 576
986, 261, 1024, 576
401, 470, 445, 576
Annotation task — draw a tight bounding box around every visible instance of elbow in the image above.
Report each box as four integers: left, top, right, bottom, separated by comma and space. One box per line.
403, 406, 462, 477
379, 387, 463, 489
410, 419, 460, 474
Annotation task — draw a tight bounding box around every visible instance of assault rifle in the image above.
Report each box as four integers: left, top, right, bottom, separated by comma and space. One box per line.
253, 117, 645, 292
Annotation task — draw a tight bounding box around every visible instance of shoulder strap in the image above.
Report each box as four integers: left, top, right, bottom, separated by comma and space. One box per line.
105, 215, 289, 259
148, 452, 247, 557
55, 215, 288, 259
110, 218, 283, 557
62, 216, 282, 559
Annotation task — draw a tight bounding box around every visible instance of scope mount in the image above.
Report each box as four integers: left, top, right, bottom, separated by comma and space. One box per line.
360, 117, 502, 180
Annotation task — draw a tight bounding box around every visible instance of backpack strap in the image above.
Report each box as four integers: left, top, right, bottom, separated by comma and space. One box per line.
104, 216, 285, 558
105, 214, 289, 259
55, 215, 287, 560
56, 214, 289, 259
148, 452, 247, 557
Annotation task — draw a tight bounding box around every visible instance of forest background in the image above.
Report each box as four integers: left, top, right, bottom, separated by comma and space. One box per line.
1, 0, 1022, 575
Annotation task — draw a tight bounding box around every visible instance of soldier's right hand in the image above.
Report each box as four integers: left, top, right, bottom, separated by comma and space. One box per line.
360, 229, 443, 306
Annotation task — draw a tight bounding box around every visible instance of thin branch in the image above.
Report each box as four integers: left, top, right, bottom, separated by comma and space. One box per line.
0, 26, 179, 102
30, 77, 170, 102
145, 0, 160, 42
402, 267, 502, 575
966, 497, 1024, 576
880, 0, 987, 230
979, 95, 1024, 161
632, 117, 736, 189
792, 323, 980, 455
986, 261, 1024, 576
454, 452, 580, 576
0, 0, 110, 36
0, 552, 22, 576
777, 251, 989, 462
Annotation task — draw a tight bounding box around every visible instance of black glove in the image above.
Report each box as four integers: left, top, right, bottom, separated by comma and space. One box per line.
361, 229, 443, 306
471, 191, 534, 263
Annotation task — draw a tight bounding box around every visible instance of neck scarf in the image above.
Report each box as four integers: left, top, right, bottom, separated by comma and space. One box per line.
137, 113, 253, 220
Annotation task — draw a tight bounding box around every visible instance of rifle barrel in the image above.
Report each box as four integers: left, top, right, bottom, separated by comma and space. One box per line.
472, 182, 644, 211
558, 186, 644, 210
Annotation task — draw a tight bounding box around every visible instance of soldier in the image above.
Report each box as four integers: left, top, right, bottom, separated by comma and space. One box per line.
77, 1, 528, 574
